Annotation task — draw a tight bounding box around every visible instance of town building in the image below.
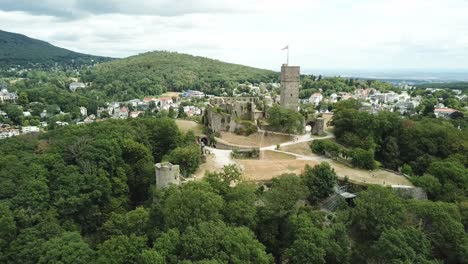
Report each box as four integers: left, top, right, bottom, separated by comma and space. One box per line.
0, 127, 20, 139
159, 97, 174, 110
434, 108, 458, 118
182, 90, 205, 98
22, 126, 40, 134
308, 92, 323, 105
0, 88, 17, 103
80, 107, 88, 117
69, 82, 86, 92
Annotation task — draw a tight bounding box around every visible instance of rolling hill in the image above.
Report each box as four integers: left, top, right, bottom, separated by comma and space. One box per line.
0, 29, 111, 68
81, 51, 279, 100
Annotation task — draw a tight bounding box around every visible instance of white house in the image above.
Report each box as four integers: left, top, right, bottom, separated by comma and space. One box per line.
159, 97, 174, 110
69, 82, 86, 92
434, 108, 457, 118
22, 126, 40, 134
329, 93, 338, 103
40, 110, 48, 119
0, 128, 20, 139
79, 106, 88, 117
308, 92, 323, 105
130, 111, 143, 118
0, 88, 17, 103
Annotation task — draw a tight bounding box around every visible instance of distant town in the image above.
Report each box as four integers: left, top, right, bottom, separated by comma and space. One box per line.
1, 77, 465, 139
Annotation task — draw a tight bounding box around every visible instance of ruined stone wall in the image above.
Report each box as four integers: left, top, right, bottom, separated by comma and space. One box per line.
280, 64, 300, 111
205, 97, 261, 133
155, 162, 180, 189
204, 105, 231, 132
232, 101, 254, 120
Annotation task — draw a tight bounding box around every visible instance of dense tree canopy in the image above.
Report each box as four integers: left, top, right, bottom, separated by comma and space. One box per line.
0, 112, 466, 264
0, 30, 111, 69
266, 105, 304, 134
330, 100, 467, 202
81, 51, 278, 100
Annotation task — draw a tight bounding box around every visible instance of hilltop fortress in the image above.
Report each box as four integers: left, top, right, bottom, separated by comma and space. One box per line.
203, 97, 264, 134
203, 63, 324, 135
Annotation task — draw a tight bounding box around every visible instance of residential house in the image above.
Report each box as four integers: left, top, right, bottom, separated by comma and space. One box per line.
128, 99, 141, 108
159, 97, 173, 110
84, 115, 95, 124
40, 110, 48, 119
22, 126, 40, 134
118, 106, 129, 119
394, 101, 416, 115
182, 90, 205, 98
0, 127, 20, 139
434, 108, 458, 118
69, 82, 86, 92
183, 106, 202, 116
130, 111, 143, 118
374, 92, 398, 104
0, 88, 18, 103
55, 121, 69, 126
80, 106, 88, 117
353, 88, 371, 100
308, 92, 323, 105
338, 92, 352, 101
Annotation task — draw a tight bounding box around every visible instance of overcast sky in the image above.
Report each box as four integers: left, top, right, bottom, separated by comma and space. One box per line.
1, 0, 468, 72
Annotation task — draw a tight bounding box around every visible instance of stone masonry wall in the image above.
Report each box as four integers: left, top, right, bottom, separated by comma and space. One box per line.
280, 64, 300, 111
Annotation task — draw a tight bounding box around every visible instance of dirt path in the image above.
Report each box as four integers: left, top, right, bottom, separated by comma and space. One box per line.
218, 131, 293, 148
196, 130, 412, 187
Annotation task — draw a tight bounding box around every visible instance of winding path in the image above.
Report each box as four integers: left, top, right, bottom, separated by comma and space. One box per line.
203, 131, 412, 187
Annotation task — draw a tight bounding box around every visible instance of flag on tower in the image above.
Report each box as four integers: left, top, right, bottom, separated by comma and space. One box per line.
281, 45, 289, 50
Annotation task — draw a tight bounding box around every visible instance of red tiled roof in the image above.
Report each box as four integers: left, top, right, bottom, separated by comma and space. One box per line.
435, 108, 457, 113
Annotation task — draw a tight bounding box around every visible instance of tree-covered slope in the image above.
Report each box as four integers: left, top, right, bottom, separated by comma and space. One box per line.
416, 81, 468, 90
0, 30, 110, 68
82, 51, 279, 100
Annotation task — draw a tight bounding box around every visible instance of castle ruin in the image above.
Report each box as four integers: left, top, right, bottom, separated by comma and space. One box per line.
280, 64, 300, 111
155, 162, 180, 189
202, 63, 302, 136
306, 117, 325, 135
203, 97, 264, 134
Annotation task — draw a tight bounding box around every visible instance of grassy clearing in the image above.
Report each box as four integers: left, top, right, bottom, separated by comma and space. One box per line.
175, 119, 204, 135
219, 131, 292, 147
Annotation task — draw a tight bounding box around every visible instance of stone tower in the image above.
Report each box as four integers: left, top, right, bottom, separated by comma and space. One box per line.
311, 117, 325, 135
280, 64, 300, 111
155, 162, 180, 189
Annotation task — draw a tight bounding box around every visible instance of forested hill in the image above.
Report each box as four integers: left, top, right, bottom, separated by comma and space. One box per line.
416, 81, 468, 90
0, 30, 111, 69
81, 51, 279, 100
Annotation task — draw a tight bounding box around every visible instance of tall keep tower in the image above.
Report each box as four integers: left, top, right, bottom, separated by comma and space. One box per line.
280, 64, 300, 111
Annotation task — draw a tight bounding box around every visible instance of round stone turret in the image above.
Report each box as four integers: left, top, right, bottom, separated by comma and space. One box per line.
155, 162, 180, 189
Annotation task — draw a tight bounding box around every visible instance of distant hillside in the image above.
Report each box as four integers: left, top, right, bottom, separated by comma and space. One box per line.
416, 82, 468, 90
0, 30, 111, 68
82, 51, 279, 100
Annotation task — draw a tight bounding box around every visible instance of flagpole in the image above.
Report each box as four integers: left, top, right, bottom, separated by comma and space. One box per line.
287, 46, 289, 65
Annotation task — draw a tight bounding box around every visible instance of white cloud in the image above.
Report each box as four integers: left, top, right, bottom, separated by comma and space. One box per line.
1, 0, 468, 71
